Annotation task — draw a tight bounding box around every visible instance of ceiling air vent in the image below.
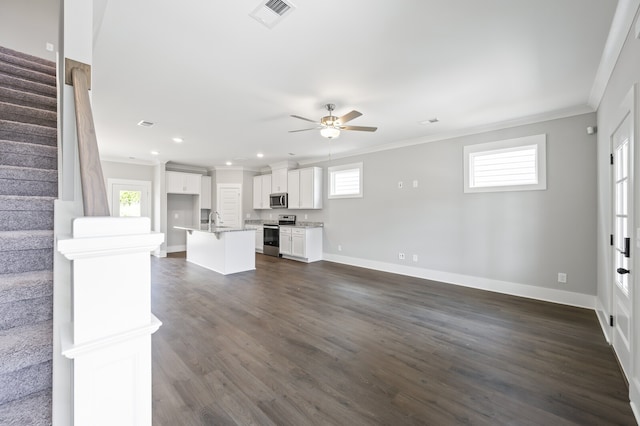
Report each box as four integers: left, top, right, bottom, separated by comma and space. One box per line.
137, 120, 155, 127
250, 0, 295, 29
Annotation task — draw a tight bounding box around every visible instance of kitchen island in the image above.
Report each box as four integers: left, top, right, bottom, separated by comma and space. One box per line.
174, 226, 255, 275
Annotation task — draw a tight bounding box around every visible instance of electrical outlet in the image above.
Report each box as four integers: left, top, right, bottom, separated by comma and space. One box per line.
246, 213, 250, 219
412, 254, 418, 262
398, 252, 405, 260
398, 181, 403, 189
338, 245, 342, 252
558, 273, 567, 283
413, 180, 418, 188
269, 213, 273, 219
304, 214, 308, 220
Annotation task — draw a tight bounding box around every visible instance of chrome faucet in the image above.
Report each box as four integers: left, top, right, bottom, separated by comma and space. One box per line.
208, 211, 222, 231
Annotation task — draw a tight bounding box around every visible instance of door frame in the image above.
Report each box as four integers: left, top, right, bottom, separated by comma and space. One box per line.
107, 178, 152, 218
610, 84, 639, 403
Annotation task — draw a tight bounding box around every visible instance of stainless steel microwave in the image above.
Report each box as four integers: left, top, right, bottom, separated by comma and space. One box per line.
269, 193, 288, 209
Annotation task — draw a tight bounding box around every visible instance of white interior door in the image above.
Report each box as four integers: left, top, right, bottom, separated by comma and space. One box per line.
108, 179, 151, 218
216, 184, 242, 227
611, 93, 634, 381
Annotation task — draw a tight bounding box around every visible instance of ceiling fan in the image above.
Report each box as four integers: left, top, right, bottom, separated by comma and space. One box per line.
289, 104, 377, 139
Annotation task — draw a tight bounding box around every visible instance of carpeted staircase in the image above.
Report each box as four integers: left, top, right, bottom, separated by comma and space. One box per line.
0, 45, 57, 425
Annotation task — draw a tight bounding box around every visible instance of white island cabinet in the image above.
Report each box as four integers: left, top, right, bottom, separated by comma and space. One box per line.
175, 226, 255, 275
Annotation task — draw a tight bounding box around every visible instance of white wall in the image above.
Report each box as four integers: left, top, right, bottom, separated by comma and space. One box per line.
596, 5, 640, 417
0, 0, 59, 60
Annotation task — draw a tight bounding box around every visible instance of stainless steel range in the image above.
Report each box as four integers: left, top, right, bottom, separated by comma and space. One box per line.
263, 214, 296, 257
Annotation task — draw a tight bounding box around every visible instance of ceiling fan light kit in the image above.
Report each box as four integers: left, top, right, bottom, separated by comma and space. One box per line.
290, 103, 377, 139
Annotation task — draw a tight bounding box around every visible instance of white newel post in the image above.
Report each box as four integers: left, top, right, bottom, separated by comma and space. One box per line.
57, 217, 164, 426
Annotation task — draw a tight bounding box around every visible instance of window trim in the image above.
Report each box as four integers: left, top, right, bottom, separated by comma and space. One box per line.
463, 134, 547, 193
328, 162, 363, 199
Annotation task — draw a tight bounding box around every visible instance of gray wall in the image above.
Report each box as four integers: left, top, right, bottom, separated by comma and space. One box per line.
0, 0, 59, 61
261, 113, 597, 296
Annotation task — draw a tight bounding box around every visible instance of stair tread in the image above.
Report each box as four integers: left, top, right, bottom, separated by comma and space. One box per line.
0, 320, 52, 375
0, 61, 56, 88
0, 46, 55, 69
0, 270, 53, 303
0, 119, 57, 137
0, 195, 55, 211
0, 86, 56, 112
0, 102, 57, 128
0, 230, 53, 251
0, 388, 51, 426
0, 73, 56, 98
0, 165, 57, 182
0, 139, 57, 156
0, 50, 55, 77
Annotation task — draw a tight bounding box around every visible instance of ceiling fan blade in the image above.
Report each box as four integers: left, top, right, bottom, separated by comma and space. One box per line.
290, 114, 319, 124
337, 110, 362, 125
289, 128, 318, 133
340, 125, 377, 132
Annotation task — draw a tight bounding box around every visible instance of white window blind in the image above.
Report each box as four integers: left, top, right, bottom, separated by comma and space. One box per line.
464, 135, 546, 193
328, 163, 363, 199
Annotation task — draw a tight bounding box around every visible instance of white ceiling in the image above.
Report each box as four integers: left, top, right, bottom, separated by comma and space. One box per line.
92, 0, 618, 170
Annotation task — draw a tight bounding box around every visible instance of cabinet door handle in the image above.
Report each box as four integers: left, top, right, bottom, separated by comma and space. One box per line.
617, 267, 630, 275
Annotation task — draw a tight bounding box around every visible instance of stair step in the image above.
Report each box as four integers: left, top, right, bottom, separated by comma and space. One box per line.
0, 120, 57, 147
0, 73, 56, 98
0, 165, 57, 197
0, 87, 56, 112
0, 102, 57, 128
0, 270, 52, 303
0, 361, 51, 406
0, 140, 57, 170
0, 61, 56, 88
0, 51, 55, 78
0, 46, 55, 69
0, 195, 55, 232
0, 389, 51, 426
0, 320, 52, 376
0, 230, 53, 274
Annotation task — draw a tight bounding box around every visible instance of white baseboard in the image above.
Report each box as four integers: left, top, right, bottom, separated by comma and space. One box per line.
323, 253, 596, 309
595, 297, 612, 344
166, 245, 186, 253
631, 378, 640, 425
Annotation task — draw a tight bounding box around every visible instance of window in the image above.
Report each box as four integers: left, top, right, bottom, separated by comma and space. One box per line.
328, 162, 363, 199
463, 134, 546, 193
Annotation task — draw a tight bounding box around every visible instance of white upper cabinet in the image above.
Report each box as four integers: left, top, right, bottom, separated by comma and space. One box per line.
271, 168, 288, 193
200, 176, 212, 209
166, 171, 201, 195
287, 169, 300, 209
253, 174, 272, 209
287, 167, 322, 209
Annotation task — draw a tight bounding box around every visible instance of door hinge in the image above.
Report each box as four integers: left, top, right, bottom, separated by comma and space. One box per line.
610, 315, 614, 327
610, 153, 614, 165
610, 234, 614, 246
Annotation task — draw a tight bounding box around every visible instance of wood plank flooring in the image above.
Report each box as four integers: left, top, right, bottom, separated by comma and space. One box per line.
151, 254, 636, 425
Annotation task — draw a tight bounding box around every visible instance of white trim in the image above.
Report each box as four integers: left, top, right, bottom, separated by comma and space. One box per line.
596, 297, 613, 344
61, 314, 162, 359
107, 178, 152, 218
323, 253, 596, 309
463, 134, 546, 193
166, 245, 186, 253
588, 0, 640, 108
631, 379, 640, 424
328, 162, 364, 199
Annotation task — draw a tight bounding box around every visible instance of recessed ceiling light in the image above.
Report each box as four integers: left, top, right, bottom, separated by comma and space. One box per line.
172, 137, 183, 143
257, 153, 264, 158
419, 117, 440, 125
225, 161, 232, 166
151, 150, 159, 156
137, 120, 155, 127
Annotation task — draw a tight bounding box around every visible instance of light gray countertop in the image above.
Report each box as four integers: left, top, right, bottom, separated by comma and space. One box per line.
174, 225, 253, 234
244, 220, 323, 229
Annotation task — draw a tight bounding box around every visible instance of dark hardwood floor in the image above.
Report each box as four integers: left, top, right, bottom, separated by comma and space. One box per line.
151, 253, 636, 425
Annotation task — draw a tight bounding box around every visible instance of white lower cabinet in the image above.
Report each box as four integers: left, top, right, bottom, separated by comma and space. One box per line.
245, 224, 263, 252
279, 226, 322, 262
